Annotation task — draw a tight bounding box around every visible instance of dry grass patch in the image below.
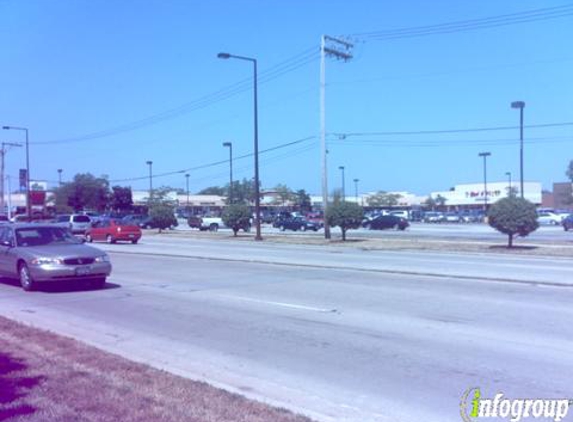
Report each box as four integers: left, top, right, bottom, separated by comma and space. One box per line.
0, 316, 314, 422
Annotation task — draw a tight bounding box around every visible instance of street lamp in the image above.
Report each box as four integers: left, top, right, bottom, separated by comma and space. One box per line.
2, 126, 30, 219
353, 178, 360, 204
57, 168, 63, 186
218, 52, 262, 240
1, 141, 22, 213
511, 101, 525, 198
146, 160, 153, 201
338, 166, 346, 201
478, 152, 491, 210
222, 142, 233, 204
505, 171, 512, 197
185, 173, 190, 207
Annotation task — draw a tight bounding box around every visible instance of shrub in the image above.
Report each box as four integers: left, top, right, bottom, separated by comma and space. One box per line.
148, 203, 177, 233
326, 202, 364, 241
222, 204, 252, 237
487, 196, 539, 248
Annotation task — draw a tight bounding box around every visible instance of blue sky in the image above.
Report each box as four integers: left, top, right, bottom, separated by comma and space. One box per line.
1, 0, 572, 196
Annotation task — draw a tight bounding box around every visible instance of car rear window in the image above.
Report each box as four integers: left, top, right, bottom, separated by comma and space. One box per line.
73, 215, 91, 223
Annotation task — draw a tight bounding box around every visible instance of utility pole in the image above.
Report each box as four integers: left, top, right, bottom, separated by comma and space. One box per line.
0, 142, 22, 214
320, 35, 353, 239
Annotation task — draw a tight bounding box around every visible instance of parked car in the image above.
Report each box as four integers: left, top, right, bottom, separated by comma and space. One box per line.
85, 218, 142, 244
124, 214, 178, 230
562, 215, 573, 231
277, 216, 322, 232
55, 214, 92, 234
423, 211, 445, 223
444, 212, 462, 223
537, 211, 562, 226
389, 210, 410, 220
0, 223, 112, 291
364, 215, 409, 230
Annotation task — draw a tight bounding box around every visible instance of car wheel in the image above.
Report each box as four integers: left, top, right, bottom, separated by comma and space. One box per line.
106, 235, 116, 244
19, 263, 35, 291
209, 224, 219, 232
365, 223, 371, 230
564, 225, 569, 231
280, 225, 286, 231
85, 234, 93, 243
300, 225, 307, 231
131, 239, 139, 244
393, 224, 400, 230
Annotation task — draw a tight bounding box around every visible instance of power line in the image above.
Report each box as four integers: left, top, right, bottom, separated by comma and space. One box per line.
351, 4, 573, 41
108, 135, 317, 183
35, 48, 319, 145
330, 121, 573, 138
329, 135, 572, 148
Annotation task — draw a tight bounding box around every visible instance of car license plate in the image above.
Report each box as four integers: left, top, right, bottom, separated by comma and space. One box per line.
75, 266, 91, 276
128, 234, 134, 238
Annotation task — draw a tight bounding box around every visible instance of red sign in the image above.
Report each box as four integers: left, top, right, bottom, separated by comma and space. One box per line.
29, 191, 46, 206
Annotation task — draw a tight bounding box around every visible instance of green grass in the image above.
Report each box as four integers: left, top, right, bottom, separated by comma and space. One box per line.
0, 316, 314, 422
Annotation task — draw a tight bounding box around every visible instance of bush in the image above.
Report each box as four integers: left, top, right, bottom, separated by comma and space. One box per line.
326, 202, 364, 241
221, 204, 252, 237
148, 203, 177, 233
487, 196, 539, 248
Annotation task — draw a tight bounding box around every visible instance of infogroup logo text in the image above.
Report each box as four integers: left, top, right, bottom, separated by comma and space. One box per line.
460, 388, 571, 422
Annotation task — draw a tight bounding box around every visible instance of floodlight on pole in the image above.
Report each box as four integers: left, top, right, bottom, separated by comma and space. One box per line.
2, 125, 30, 219
511, 101, 525, 198
222, 142, 233, 204
218, 52, 262, 240
478, 152, 492, 210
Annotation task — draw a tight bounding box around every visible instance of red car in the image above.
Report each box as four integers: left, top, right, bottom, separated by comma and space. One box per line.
85, 219, 142, 244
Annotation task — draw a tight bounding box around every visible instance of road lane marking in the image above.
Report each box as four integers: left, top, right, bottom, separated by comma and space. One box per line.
217, 294, 337, 313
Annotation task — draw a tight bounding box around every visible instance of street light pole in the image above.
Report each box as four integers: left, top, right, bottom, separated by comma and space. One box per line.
185, 173, 190, 207
57, 169, 63, 186
505, 171, 512, 197
478, 152, 492, 210
146, 160, 153, 201
353, 178, 359, 204
222, 142, 233, 204
511, 101, 525, 198
0, 141, 22, 214
218, 52, 262, 241
3, 126, 30, 219
339, 166, 345, 201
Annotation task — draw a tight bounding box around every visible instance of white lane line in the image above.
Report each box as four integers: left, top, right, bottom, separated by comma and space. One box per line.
217, 294, 337, 313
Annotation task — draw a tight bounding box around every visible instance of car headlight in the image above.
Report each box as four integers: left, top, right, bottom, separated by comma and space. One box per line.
95, 254, 110, 263
31, 258, 63, 265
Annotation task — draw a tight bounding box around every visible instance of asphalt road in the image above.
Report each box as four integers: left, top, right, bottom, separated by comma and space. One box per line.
1, 238, 572, 422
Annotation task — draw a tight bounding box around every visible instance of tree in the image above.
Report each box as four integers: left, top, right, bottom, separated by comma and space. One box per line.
294, 189, 311, 212
366, 191, 402, 208
487, 196, 539, 248
326, 202, 364, 241
221, 204, 252, 237
110, 186, 133, 212
198, 186, 226, 196
231, 178, 257, 205
435, 194, 447, 210
423, 196, 437, 211
566, 160, 573, 182
273, 184, 294, 206
54, 173, 110, 212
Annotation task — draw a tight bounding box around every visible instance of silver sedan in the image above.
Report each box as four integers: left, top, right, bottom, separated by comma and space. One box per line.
0, 223, 112, 291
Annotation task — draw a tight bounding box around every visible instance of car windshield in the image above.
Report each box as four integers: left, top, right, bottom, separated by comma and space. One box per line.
15, 227, 81, 247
